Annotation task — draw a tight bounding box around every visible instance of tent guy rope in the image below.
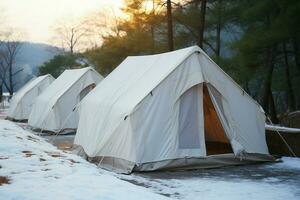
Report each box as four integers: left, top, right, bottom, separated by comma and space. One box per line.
267, 117, 297, 157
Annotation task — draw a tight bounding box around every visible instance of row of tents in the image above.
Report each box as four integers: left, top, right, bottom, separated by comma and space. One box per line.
8, 67, 103, 132
7, 46, 276, 173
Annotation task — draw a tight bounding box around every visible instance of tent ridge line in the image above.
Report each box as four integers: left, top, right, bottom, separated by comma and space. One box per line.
127, 49, 201, 116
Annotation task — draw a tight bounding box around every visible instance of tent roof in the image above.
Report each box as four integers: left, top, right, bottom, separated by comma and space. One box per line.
12, 74, 53, 102
83, 46, 201, 114
83, 46, 262, 116
38, 67, 102, 107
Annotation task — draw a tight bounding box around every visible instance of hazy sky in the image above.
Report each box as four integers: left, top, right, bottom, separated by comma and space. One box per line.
0, 0, 123, 44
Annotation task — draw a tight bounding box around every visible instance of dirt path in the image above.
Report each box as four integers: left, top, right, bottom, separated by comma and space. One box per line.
42, 134, 75, 151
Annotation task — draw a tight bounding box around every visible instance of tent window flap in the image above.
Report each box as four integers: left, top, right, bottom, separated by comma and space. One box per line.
178, 85, 201, 149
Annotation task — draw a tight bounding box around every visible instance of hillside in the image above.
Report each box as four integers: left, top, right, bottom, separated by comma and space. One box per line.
1, 42, 58, 91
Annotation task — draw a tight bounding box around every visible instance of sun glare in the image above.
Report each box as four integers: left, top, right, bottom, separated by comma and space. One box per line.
0, 0, 124, 44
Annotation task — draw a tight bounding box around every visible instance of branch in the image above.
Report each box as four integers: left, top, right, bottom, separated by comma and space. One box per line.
203, 40, 217, 54
2, 79, 11, 93
173, 16, 198, 39
12, 68, 23, 76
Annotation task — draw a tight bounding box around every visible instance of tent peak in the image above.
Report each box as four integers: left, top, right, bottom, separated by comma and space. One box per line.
126, 45, 202, 60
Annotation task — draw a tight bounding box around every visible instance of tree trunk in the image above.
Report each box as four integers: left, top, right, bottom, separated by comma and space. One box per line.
268, 88, 279, 124
150, 0, 155, 53
198, 0, 207, 48
8, 61, 13, 96
293, 39, 300, 109
216, 22, 221, 59
2, 80, 11, 95
0, 84, 2, 103
151, 25, 155, 53
166, 0, 174, 51
70, 28, 75, 54
70, 46, 74, 54
259, 48, 274, 110
243, 78, 250, 95
283, 43, 295, 111
293, 38, 300, 72
215, 0, 222, 63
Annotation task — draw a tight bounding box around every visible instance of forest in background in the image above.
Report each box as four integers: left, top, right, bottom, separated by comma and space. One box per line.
37, 0, 300, 123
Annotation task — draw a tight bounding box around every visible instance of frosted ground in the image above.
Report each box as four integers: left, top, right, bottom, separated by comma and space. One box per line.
0, 120, 169, 200
0, 114, 300, 199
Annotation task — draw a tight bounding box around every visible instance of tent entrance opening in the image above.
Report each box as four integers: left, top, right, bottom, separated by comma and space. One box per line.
203, 85, 233, 155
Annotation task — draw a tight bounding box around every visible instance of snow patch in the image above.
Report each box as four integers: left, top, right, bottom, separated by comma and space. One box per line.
267, 157, 300, 170
0, 120, 169, 200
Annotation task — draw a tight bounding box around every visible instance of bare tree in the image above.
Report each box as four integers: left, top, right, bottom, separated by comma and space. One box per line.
84, 7, 123, 47
192, 0, 207, 48
0, 41, 3, 102
0, 8, 5, 102
52, 19, 91, 54
0, 30, 23, 96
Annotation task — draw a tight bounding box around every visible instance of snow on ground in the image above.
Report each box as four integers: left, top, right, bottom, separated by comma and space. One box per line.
266, 157, 300, 170
0, 119, 169, 200
115, 159, 300, 200
0, 98, 10, 113
1, 118, 300, 200
0, 108, 8, 120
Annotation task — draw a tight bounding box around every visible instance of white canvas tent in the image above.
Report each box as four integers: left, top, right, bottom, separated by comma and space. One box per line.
7, 74, 55, 121
28, 67, 103, 132
74, 46, 275, 173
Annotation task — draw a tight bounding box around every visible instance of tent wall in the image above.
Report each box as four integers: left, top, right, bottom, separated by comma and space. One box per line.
53, 70, 101, 131
130, 71, 205, 164
28, 68, 103, 132
7, 75, 54, 120
75, 53, 206, 162
74, 48, 205, 159
74, 46, 272, 173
